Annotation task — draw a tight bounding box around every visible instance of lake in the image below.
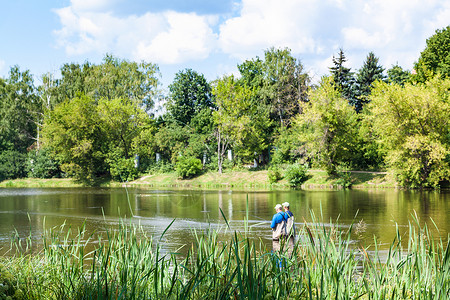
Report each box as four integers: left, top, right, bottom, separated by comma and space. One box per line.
0, 187, 448, 255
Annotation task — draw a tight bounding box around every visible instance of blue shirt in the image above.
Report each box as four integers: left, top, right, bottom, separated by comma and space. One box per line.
271, 212, 287, 229
285, 210, 293, 218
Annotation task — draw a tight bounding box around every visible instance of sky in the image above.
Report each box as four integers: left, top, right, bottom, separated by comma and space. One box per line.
1, 0, 449, 91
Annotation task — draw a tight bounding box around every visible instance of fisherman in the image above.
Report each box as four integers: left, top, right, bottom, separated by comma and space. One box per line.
271, 204, 287, 253
282, 202, 295, 255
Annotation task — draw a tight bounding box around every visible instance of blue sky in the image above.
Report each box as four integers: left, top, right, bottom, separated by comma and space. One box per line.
1, 0, 449, 91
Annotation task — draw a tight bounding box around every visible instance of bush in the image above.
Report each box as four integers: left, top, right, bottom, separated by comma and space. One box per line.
175, 156, 203, 179
267, 166, 283, 184
108, 157, 138, 182
0, 263, 24, 299
284, 164, 308, 187
0, 150, 27, 182
26, 148, 60, 178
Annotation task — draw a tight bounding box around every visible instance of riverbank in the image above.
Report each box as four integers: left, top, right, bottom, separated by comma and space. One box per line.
0, 169, 398, 189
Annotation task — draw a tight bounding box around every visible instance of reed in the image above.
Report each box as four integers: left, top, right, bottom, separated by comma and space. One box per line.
1, 211, 448, 299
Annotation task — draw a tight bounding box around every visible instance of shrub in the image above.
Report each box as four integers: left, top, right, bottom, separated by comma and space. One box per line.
26, 148, 60, 178
108, 157, 138, 182
267, 166, 283, 184
0, 150, 27, 181
284, 164, 308, 187
176, 156, 203, 179
0, 263, 24, 299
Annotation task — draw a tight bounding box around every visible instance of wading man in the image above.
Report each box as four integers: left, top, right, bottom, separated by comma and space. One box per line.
271, 204, 287, 252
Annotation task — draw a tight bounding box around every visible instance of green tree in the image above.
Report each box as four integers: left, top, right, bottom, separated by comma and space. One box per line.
387, 64, 411, 86
368, 77, 450, 187
166, 69, 213, 127
353, 52, 385, 112
212, 75, 272, 173
329, 49, 355, 102
0, 66, 40, 152
259, 47, 310, 127
414, 26, 450, 82
41, 55, 160, 110
292, 77, 359, 174
42, 94, 107, 184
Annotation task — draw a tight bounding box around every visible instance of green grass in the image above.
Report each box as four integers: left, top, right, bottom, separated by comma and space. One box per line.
1, 210, 448, 299
0, 170, 399, 190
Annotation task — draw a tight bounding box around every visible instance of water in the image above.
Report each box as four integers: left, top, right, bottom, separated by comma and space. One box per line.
0, 187, 448, 254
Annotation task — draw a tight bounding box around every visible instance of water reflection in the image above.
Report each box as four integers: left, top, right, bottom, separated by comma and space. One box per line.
0, 188, 448, 255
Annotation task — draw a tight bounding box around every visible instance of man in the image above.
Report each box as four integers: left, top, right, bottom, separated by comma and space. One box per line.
271, 204, 287, 252
282, 202, 295, 255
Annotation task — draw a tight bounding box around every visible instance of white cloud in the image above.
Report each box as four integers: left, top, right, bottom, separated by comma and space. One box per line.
218, 0, 324, 59
134, 12, 217, 64
52, 0, 450, 80
53, 0, 217, 64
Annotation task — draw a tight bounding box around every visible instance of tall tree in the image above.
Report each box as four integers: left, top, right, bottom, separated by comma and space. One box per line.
0, 66, 40, 152
40, 55, 160, 110
387, 64, 411, 86
259, 47, 310, 127
329, 49, 355, 103
166, 69, 213, 127
368, 77, 450, 187
292, 77, 359, 174
353, 52, 385, 112
414, 26, 450, 82
212, 75, 272, 173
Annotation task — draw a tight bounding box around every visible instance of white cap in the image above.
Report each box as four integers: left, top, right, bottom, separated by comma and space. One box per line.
282, 202, 290, 207
274, 204, 282, 210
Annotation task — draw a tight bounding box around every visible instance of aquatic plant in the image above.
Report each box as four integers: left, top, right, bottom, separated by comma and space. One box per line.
1, 211, 448, 299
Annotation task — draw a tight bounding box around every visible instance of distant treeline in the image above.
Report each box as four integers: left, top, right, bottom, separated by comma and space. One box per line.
1, 26, 449, 188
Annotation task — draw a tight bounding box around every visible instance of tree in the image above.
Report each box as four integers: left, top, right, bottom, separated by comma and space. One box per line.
42, 94, 107, 184
292, 77, 359, 174
0, 66, 40, 152
368, 77, 450, 187
259, 47, 310, 127
414, 26, 450, 82
329, 49, 355, 102
387, 64, 411, 86
353, 52, 385, 112
212, 75, 272, 173
166, 69, 213, 127
40, 55, 160, 110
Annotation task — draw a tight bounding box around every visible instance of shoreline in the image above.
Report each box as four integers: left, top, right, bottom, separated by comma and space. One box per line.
0, 169, 403, 190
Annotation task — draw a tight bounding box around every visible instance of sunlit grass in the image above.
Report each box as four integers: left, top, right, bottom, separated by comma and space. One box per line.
1, 211, 448, 299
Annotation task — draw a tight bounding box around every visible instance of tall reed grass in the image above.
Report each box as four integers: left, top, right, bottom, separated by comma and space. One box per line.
1, 211, 448, 299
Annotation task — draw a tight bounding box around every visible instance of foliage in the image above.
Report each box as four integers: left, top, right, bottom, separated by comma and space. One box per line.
267, 166, 283, 184
25, 148, 60, 178
41, 55, 160, 110
335, 167, 353, 189
212, 75, 272, 173
368, 77, 450, 187
107, 154, 138, 182
166, 69, 213, 126
414, 25, 450, 82
175, 156, 203, 179
387, 64, 411, 86
0, 263, 24, 299
329, 49, 355, 102
352, 52, 386, 112
284, 163, 308, 187
293, 77, 359, 174
0, 150, 27, 182
42, 94, 107, 185
0, 66, 40, 153
259, 47, 310, 127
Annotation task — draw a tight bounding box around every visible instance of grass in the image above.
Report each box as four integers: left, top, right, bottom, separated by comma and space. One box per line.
0, 169, 400, 189
1, 210, 448, 299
